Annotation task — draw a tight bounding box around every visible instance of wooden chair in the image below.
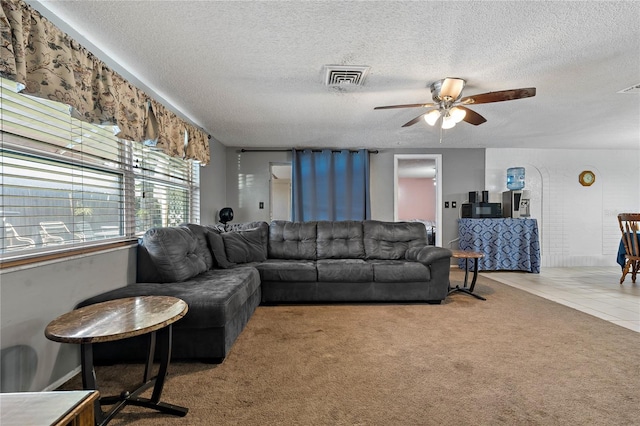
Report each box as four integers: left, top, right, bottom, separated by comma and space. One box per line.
39, 221, 84, 246
617, 213, 640, 284
3, 222, 36, 251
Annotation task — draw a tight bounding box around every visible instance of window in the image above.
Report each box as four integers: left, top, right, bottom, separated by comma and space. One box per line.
1, 78, 200, 261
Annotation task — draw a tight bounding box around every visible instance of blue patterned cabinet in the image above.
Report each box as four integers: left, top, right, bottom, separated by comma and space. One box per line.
458, 218, 541, 273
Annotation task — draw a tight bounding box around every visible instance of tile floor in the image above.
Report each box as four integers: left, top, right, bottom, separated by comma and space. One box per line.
483, 266, 640, 333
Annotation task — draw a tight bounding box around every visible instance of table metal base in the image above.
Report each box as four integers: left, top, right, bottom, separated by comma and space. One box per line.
448, 255, 486, 301
81, 325, 188, 425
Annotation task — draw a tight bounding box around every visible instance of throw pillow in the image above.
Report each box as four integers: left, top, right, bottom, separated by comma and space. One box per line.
142, 227, 207, 282
221, 228, 268, 264
206, 231, 235, 269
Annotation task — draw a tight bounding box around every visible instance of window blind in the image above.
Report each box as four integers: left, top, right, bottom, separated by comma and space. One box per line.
1, 77, 200, 260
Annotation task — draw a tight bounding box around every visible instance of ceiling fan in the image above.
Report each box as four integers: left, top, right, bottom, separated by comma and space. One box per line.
374, 78, 536, 130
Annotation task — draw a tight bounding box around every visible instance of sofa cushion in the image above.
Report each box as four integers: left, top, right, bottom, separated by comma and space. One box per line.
316, 259, 373, 282
142, 226, 207, 282
255, 259, 317, 282
136, 238, 164, 283
363, 220, 428, 260
222, 228, 268, 264
77, 266, 261, 329
369, 259, 431, 282
180, 223, 214, 269
316, 221, 365, 259
268, 221, 317, 260
207, 231, 235, 269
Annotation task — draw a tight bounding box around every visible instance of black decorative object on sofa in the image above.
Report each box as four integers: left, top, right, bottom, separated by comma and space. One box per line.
77, 220, 451, 365
219, 207, 233, 224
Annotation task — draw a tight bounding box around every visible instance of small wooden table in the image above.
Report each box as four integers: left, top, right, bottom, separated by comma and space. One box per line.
45, 296, 189, 426
0, 390, 98, 426
449, 249, 486, 300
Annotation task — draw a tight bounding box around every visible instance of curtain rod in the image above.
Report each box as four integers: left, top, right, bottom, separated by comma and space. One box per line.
240, 149, 379, 154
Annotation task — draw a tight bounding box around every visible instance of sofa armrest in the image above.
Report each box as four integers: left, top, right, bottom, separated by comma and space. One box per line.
405, 246, 452, 265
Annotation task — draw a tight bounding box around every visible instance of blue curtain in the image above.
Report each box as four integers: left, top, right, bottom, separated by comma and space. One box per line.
292, 149, 371, 221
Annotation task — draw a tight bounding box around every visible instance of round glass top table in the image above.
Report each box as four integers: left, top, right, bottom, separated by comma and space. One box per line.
45, 296, 188, 426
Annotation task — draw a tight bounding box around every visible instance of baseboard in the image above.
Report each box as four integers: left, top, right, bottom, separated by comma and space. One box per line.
42, 366, 81, 391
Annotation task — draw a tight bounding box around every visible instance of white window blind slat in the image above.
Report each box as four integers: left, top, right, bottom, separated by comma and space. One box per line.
1, 77, 200, 259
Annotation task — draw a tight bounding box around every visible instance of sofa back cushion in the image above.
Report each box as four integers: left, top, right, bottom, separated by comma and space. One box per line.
268, 221, 317, 260
206, 231, 235, 269
316, 221, 365, 259
142, 226, 208, 282
221, 226, 269, 264
363, 220, 428, 260
136, 238, 164, 283
179, 223, 214, 270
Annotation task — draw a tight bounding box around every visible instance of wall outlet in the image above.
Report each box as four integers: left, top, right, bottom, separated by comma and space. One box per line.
445, 201, 450, 208
452, 201, 457, 208
259, 202, 264, 209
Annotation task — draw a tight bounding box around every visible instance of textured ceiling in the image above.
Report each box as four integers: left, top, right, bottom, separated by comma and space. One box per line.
31, 1, 640, 150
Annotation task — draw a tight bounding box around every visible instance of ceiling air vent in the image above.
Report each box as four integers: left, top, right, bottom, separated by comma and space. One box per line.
617, 83, 640, 94
323, 65, 370, 87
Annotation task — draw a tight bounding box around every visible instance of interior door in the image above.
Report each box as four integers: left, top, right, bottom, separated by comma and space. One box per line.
394, 154, 442, 246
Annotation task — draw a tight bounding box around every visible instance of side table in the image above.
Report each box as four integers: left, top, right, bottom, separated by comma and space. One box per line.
449, 249, 486, 300
0, 390, 98, 426
45, 296, 188, 426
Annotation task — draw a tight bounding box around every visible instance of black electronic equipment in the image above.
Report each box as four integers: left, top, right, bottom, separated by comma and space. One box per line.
461, 202, 502, 218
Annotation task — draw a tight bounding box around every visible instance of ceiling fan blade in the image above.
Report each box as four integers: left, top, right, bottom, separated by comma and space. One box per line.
401, 113, 427, 127
460, 87, 536, 105
458, 106, 487, 126
374, 103, 435, 110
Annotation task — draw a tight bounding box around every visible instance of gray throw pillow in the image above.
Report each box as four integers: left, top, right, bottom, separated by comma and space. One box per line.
142, 227, 207, 282
221, 228, 268, 264
206, 231, 235, 269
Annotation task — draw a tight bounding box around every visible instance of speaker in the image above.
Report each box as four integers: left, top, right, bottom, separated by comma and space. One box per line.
482, 190, 489, 203
468, 191, 479, 203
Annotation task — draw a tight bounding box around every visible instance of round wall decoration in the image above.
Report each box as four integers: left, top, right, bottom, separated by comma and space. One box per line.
579, 170, 595, 186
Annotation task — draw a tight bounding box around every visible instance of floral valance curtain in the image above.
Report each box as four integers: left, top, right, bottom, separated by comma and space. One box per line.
0, 0, 209, 164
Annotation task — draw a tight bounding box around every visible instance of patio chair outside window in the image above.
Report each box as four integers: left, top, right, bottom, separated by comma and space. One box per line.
39, 222, 85, 246
3, 222, 36, 251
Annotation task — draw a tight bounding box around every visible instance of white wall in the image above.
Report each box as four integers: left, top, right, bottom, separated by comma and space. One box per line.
1, 247, 136, 392
200, 137, 228, 225
486, 148, 640, 267
225, 150, 292, 223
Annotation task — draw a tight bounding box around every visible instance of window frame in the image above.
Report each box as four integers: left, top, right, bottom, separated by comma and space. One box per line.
1, 78, 200, 267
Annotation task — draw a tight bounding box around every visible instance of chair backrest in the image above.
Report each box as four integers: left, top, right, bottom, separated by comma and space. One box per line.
618, 213, 640, 258
3, 221, 36, 250
39, 221, 76, 245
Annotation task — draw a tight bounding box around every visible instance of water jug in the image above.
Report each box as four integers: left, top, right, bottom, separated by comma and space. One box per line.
506, 167, 525, 190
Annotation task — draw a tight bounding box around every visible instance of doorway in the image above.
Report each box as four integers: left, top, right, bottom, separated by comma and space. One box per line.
394, 154, 442, 246
269, 163, 292, 221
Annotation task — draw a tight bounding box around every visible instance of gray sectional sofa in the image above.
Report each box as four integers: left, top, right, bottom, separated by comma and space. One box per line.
77, 220, 451, 364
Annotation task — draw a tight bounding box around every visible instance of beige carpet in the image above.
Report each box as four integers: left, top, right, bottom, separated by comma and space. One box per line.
60, 271, 640, 425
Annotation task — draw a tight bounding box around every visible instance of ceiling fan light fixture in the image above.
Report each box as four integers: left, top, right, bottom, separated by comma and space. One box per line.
440, 78, 466, 100
424, 110, 441, 126
441, 114, 457, 130
449, 106, 466, 123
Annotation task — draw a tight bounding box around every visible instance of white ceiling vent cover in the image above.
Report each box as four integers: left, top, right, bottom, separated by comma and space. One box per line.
618, 83, 640, 94
323, 65, 370, 86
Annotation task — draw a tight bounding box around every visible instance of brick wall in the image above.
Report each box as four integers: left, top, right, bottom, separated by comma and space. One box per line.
485, 148, 640, 267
